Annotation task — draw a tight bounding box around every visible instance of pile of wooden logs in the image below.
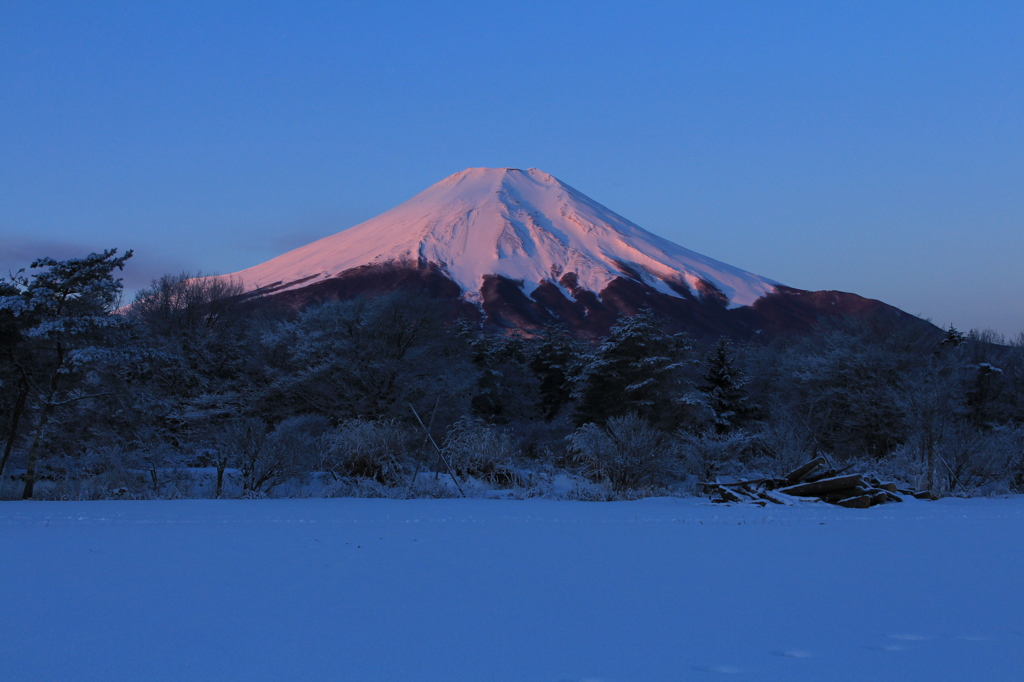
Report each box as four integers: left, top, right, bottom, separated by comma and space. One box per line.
704, 456, 938, 508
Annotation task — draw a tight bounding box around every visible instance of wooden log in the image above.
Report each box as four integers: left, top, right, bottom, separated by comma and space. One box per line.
718, 477, 786, 490
801, 468, 838, 483
804, 462, 857, 483
913, 490, 939, 501
871, 491, 890, 505
883, 490, 903, 502
879, 482, 899, 493
821, 486, 870, 502
731, 478, 770, 489
758, 490, 794, 505
761, 478, 791, 491
715, 486, 746, 503
757, 491, 784, 505
778, 474, 864, 498
836, 494, 873, 508
784, 457, 828, 483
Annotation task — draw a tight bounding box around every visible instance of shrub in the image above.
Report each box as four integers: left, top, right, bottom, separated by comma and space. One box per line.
321, 418, 410, 485
677, 429, 752, 483
743, 420, 815, 478
441, 418, 525, 487
221, 415, 328, 495
568, 414, 676, 490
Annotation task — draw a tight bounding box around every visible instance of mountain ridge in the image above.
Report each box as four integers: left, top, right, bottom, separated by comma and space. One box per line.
220, 167, 928, 338
225, 167, 779, 308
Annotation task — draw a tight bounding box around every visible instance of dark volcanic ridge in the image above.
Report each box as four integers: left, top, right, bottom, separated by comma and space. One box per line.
239, 261, 926, 339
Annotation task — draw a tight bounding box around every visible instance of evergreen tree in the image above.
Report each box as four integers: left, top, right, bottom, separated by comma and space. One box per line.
573, 310, 690, 427
0, 249, 132, 497
940, 325, 966, 349
461, 325, 541, 423
698, 338, 752, 433
528, 326, 580, 420
0, 278, 28, 479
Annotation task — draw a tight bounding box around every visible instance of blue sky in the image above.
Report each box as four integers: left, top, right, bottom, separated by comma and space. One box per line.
2, 1, 1021, 335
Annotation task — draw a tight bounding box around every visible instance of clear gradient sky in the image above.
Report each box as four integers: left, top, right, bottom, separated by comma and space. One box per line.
2, 1, 1022, 335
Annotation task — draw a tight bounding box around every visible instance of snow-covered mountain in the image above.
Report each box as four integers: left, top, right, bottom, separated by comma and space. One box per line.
223, 167, 919, 336
229, 167, 776, 306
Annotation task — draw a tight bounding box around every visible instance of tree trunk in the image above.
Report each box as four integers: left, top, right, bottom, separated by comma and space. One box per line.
24, 345, 63, 500
22, 397, 55, 500
215, 462, 226, 498
925, 433, 936, 493
0, 376, 29, 481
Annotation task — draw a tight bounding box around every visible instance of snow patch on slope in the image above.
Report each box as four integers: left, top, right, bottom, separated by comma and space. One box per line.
223, 167, 779, 307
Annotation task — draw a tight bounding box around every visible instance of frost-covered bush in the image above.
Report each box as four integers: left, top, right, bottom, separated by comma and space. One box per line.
936, 425, 1024, 494
320, 418, 411, 485
677, 429, 752, 483
891, 425, 1024, 494
259, 414, 329, 489
36, 446, 149, 500
742, 420, 815, 478
569, 414, 676, 490
442, 418, 525, 487
220, 415, 328, 495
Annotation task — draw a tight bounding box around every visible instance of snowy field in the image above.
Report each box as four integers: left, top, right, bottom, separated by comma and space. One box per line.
2, 496, 1022, 681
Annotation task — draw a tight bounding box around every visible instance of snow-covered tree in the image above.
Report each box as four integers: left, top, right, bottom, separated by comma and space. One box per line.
767, 316, 924, 460
215, 415, 328, 496
264, 290, 471, 423
127, 272, 260, 432
461, 326, 541, 423
528, 325, 581, 421
698, 337, 753, 433
0, 249, 132, 497
0, 277, 29, 480
573, 310, 691, 428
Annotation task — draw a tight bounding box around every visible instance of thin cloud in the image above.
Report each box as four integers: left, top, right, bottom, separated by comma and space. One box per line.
0, 235, 188, 291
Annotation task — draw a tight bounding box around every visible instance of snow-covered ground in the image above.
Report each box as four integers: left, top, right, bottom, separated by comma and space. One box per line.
2, 496, 1022, 681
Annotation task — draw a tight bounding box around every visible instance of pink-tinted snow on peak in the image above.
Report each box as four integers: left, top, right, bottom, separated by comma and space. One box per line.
222, 167, 779, 307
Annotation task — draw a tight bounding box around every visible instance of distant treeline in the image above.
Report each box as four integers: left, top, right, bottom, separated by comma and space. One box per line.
2, 250, 1022, 500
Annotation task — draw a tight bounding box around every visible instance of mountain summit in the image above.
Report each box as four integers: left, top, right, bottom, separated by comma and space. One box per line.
230, 167, 777, 306
224, 167, 919, 336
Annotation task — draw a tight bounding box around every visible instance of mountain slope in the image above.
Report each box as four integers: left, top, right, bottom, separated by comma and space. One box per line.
223, 167, 924, 337
228, 167, 777, 307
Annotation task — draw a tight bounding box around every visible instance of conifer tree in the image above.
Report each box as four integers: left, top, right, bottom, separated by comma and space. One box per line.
528, 326, 579, 420
940, 325, 966, 349
462, 327, 540, 423
573, 310, 690, 427
699, 337, 752, 433
0, 249, 132, 497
